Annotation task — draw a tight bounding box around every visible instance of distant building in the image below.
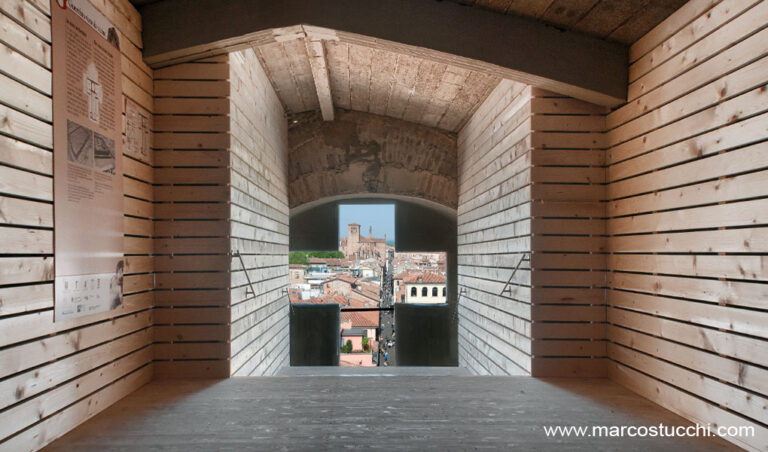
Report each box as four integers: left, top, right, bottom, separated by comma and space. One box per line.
306, 259, 330, 275
392, 251, 446, 275
323, 274, 358, 295
339, 223, 387, 261
292, 293, 349, 306
393, 271, 447, 304
341, 310, 379, 341
340, 329, 366, 352
289, 264, 306, 285
308, 257, 351, 270
357, 263, 378, 278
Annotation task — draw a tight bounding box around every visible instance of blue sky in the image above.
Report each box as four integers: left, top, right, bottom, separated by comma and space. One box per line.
338, 204, 395, 241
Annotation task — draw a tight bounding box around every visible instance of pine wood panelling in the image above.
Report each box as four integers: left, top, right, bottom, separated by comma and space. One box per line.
0, 1, 154, 449
229, 48, 290, 377
604, 1, 768, 449
150, 49, 291, 378
458, 81, 608, 377
457, 80, 532, 375
152, 55, 231, 378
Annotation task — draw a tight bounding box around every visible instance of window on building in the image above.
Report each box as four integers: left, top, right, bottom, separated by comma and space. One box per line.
442, 287, 446, 296
411, 287, 417, 297
422, 287, 427, 296
432, 287, 438, 297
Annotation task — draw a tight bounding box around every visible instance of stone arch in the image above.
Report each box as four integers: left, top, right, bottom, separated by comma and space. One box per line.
288, 109, 457, 211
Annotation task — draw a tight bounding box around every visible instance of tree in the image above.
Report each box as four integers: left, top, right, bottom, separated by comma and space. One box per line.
289, 251, 345, 265
289, 252, 308, 265
341, 339, 353, 353
362, 337, 370, 351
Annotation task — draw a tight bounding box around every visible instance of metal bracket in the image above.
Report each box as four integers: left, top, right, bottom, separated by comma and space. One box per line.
232, 250, 257, 297
500, 252, 530, 296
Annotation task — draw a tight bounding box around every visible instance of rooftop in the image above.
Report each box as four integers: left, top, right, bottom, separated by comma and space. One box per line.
341, 310, 379, 328
395, 271, 447, 284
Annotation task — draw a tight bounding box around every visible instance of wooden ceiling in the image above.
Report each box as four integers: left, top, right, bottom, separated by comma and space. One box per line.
253, 39, 501, 133
455, 0, 688, 44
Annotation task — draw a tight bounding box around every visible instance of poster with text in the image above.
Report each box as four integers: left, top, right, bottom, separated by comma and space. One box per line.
52, 0, 124, 320
125, 98, 151, 164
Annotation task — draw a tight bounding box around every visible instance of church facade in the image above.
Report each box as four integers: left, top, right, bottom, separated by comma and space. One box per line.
339, 223, 388, 261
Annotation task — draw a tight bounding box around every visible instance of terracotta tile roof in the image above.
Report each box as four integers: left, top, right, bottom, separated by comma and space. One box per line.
346, 298, 377, 309
395, 271, 446, 284
349, 289, 378, 303
289, 264, 305, 269
342, 310, 379, 328
324, 274, 358, 285
293, 294, 347, 305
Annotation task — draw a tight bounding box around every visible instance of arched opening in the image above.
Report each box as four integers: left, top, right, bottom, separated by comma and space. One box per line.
289, 196, 457, 367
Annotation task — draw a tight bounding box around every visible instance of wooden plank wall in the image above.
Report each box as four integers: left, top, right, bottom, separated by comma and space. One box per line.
152, 56, 232, 378
456, 80, 533, 375
457, 80, 609, 377
228, 48, 290, 376
529, 90, 608, 377
605, 0, 768, 449
0, 0, 154, 449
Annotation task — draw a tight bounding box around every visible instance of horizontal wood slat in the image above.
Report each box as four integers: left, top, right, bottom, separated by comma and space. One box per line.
152, 56, 231, 377
0, 1, 155, 449
605, 2, 768, 450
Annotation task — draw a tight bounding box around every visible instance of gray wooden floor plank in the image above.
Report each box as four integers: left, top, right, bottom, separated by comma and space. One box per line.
43, 372, 738, 451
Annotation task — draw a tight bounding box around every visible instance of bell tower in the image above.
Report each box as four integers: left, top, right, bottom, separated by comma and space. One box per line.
348, 223, 360, 245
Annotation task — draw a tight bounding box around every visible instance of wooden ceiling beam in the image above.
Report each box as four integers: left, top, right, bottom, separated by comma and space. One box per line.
304, 34, 334, 121
137, 0, 629, 106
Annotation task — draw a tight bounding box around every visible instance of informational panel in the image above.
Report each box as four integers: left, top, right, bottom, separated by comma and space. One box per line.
52, 0, 124, 320
125, 97, 151, 164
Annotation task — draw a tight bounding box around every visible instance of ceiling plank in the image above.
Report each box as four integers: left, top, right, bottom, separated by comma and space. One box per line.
326, 41, 351, 110
304, 37, 334, 121
367, 48, 398, 117
348, 44, 373, 112
285, 38, 318, 112
540, 0, 600, 28
255, 43, 304, 114
385, 54, 421, 120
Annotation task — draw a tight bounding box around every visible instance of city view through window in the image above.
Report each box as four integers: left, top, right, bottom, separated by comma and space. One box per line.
289, 204, 447, 367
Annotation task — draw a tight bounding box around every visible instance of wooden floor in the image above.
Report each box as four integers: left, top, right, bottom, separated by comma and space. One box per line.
44, 370, 736, 451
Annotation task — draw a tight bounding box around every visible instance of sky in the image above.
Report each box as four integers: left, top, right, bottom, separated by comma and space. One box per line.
338, 204, 395, 242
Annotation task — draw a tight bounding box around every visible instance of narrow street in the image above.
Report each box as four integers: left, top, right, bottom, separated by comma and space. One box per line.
377, 250, 396, 366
